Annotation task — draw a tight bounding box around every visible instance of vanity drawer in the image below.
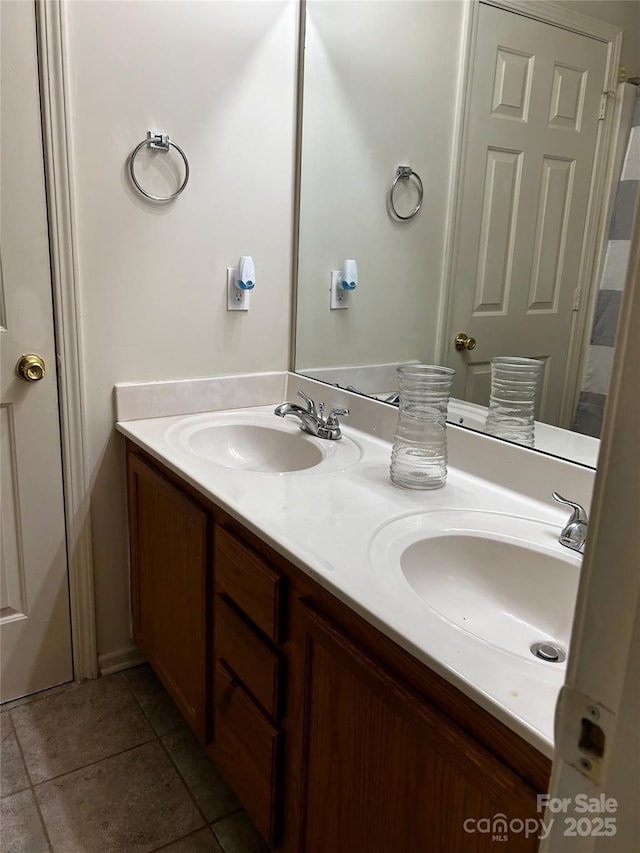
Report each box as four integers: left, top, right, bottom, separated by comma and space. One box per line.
213, 660, 282, 846
216, 595, 283, 721
215, 525, 286, 644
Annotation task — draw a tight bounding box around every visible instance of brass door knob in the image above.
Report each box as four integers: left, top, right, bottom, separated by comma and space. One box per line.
454, 332, 477, 352
16, 354, 46, 382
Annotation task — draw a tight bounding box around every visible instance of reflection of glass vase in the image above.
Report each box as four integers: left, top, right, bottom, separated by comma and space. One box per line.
390, 365, 455, 489
484, 357, 543, 447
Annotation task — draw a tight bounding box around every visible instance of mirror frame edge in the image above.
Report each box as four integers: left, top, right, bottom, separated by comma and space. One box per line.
289, 0, 307, 374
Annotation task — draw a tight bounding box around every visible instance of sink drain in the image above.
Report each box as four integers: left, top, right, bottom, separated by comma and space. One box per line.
531, 642, 566, 663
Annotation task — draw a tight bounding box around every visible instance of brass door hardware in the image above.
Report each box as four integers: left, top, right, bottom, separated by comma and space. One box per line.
454, 332, 477, 352
16, 354, 46, 382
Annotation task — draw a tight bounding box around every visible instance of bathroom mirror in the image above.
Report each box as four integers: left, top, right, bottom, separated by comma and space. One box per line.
293, 0, 637, 469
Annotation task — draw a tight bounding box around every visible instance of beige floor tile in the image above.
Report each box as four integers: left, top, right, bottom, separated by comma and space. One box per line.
0, 789, 50, 852
11, 675, 154, 783
1, 681, 76, 713
212, 812, 269, 853
36, 740, 204, 853
1, 715, 30, 798
156, 827, 223, 852
123, 665, 186, 736
162, 728, 239, 822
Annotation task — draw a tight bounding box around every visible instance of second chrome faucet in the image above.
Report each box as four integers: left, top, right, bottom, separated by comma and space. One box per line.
552, 492, 589, 554
274, 391, 349, 441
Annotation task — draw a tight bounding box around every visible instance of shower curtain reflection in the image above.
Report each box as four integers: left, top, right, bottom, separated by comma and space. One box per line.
574, 84, 640, 437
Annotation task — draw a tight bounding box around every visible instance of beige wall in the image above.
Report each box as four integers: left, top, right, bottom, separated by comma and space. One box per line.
63, 0, 298, 664
554, 0, 640, 74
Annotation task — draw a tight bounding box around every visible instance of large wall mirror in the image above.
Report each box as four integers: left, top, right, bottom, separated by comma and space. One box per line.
293, 0, 639, 469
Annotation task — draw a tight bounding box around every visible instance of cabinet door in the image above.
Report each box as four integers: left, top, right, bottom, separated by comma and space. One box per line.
293, 604, 540, 853
128, 452, 211, 741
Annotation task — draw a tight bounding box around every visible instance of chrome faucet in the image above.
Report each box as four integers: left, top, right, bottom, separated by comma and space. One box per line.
552, 493, 589, 554
274, 391, 349, 440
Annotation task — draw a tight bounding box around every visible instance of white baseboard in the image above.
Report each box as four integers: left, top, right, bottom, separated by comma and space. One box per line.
98, 642, 146, 676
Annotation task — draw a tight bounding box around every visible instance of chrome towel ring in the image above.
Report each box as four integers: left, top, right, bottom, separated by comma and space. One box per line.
389, 165, 423, 220
129, 131, 190, 202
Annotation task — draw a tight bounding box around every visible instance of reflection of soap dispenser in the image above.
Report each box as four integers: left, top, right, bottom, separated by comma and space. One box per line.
331, 259, 358, 309
341, 259, 357, 291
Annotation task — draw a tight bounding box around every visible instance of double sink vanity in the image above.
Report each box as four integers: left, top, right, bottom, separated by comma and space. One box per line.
116, 371, 593, 852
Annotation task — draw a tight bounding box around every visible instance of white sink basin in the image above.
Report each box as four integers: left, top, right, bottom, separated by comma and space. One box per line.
370, 510, 580, 663
166, 410, 361, 474
189, 423, 323, 472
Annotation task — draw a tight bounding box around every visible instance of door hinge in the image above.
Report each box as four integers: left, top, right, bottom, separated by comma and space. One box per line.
599, 92, 609, 121
573, 286, 581, 311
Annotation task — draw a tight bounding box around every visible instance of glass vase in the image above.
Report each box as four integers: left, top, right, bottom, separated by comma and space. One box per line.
484, 357, 543, 447
390, 365, 455, 490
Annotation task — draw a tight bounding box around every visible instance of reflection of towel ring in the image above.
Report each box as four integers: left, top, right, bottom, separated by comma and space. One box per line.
389, 165, 423, 220
129, 131, 190, 202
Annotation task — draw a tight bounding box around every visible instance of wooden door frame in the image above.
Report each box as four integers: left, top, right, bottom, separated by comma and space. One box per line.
437, 0, 623, 428
36, 0, 98, 680
540, 181, 640, 853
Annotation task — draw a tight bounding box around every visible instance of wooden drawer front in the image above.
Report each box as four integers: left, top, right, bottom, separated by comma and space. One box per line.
213, 660, 282, 846
216, 526, 286, 643
216, 596, 283, 720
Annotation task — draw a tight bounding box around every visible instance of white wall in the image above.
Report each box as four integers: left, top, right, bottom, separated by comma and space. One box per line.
295, 1, 465, 370
63, 0, 298, 664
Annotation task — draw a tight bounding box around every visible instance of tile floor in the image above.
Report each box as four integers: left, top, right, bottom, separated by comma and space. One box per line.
1, 666, 269, 853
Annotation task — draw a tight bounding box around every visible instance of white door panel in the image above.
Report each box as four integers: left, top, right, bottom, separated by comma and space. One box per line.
447, 4, 608, 426
1, 1, 72, 701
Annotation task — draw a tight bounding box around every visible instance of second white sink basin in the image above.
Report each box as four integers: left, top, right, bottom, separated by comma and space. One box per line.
166, 410, 361, 474
370, 510, 581, 663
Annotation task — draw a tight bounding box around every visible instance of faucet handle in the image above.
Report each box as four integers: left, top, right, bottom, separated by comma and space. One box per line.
325, 406, 349, 426
296, 390, 317, 416
552, 492, 589, 524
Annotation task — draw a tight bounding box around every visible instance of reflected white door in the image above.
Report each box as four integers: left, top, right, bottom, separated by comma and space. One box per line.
1, 1, 72, 701
446, 4, 608, 425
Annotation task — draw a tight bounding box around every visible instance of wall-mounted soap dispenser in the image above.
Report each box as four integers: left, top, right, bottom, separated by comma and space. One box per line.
227, 256, 255, 311
330, 259, 358, 310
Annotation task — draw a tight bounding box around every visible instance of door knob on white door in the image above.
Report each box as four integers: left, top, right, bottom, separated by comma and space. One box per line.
454, 332, 477, 352
16, 354, 46, 381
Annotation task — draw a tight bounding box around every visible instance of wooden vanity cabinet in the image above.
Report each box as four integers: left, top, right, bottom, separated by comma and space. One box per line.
126, 450, 211, 742
125, 442, 550, 853
288, 601, 541, 852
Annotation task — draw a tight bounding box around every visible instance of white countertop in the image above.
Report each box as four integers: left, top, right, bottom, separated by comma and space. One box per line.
116, 396, 590, 760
